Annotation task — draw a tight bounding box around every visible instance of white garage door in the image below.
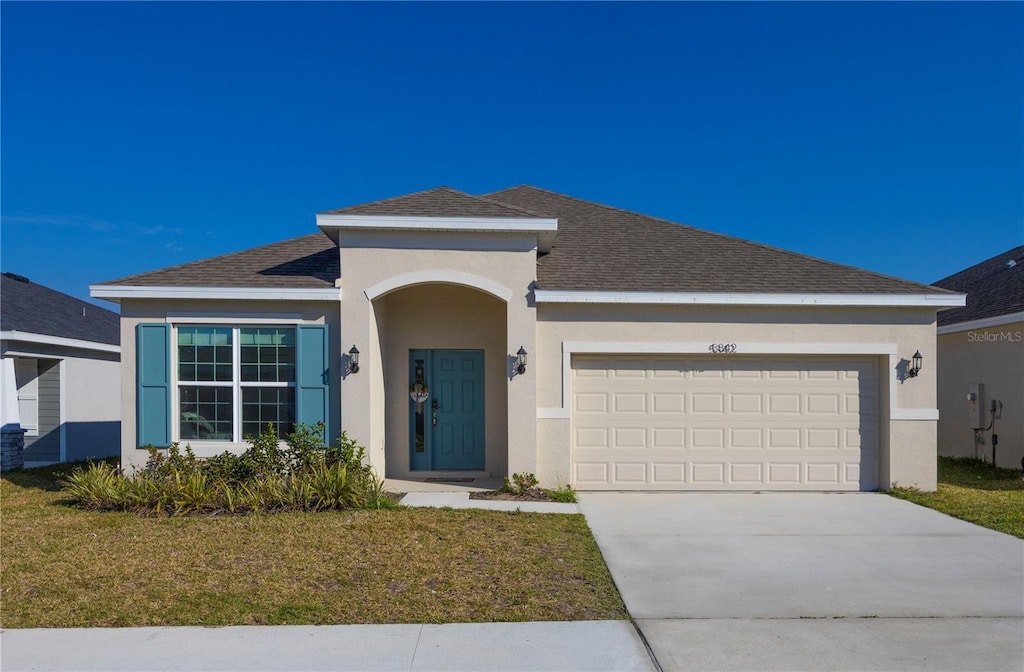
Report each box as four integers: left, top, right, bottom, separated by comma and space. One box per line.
571, 355, 880, 491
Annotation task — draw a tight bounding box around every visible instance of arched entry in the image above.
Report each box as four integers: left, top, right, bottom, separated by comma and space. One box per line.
372, 281, 508, 477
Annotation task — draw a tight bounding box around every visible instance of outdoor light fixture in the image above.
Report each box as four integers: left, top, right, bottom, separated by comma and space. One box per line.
515, 346, 528, 376
907, 350, 922, 378
348, 346, 360, 374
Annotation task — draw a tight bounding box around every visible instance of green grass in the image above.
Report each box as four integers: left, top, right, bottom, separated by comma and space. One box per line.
891, 457, 1024, 538
1, 463, 627, 628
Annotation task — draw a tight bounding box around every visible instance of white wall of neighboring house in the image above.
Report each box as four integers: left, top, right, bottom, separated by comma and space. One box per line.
0, 342, 121, 464
937, 318, 1024, 470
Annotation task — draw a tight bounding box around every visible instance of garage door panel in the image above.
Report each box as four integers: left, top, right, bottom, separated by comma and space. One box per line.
572, 355, 879, 491
653, 393, 685, 413
613, 427, 647, 449
613, 393, 646, 413
730, 394, 763, 413
691, 393, 725, 414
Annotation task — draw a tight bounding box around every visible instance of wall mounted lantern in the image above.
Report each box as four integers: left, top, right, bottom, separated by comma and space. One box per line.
907, 350, 922, 378
515, 346, 528, 376
348, 346, 360, 374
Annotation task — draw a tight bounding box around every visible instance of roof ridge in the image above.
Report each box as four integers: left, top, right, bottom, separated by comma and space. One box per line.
322, 185, 542, 218
475, 193, 549, 218
320, 186, 458, 214
97, 232, 330, 286
493, 185, 957, 295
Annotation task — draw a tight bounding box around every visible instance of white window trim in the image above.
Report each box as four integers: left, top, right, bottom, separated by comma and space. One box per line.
14, 358, 39, 436
173, 325, 298, 445
536, 341, 938, 422
532, 290, 966, 308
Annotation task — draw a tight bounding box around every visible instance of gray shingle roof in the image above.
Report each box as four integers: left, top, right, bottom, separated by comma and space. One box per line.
98, 233, 338, 288
932, 246, 1024, 326
483, 185, 950, 294
1, 273, 120, 345
99, 185, 955, 297
322, 186, 544, 219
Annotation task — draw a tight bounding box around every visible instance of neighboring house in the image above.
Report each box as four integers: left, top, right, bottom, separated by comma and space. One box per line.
90, 186, 964, 491
933, 247, 1024, 470
1, 272, 121, 464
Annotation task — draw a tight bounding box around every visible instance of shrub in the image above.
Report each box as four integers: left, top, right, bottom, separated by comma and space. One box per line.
65, 425, 390, 516
63, 462, 124, 510
503, 472, 540, 495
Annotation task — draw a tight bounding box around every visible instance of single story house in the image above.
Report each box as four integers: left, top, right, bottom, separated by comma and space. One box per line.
1, 272, 121, 465
933, 246, 1023, 470
91, 186, 964, 491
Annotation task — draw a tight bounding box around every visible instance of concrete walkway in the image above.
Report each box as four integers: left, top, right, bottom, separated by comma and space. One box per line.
580, 492, 1024, 671
1, 621, 655, 671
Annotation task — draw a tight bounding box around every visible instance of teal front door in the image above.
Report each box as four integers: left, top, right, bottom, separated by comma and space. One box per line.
409, 350, 485, 471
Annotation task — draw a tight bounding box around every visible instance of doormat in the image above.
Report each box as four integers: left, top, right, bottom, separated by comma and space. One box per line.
424, 478, 475, 483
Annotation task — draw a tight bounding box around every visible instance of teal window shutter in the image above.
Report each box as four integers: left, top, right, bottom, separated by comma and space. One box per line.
137, 323, 171, 448
296, 324, 330, 445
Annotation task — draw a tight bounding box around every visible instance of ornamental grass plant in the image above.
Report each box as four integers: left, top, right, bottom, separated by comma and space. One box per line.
63, 423, 396, 515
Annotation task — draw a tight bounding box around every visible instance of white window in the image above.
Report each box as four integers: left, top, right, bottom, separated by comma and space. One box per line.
14, 358, 39, 436
176, 326, 297, 442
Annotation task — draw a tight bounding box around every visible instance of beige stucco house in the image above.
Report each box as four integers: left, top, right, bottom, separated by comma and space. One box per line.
933, 247, 1023, 470
91, 186, 964, 491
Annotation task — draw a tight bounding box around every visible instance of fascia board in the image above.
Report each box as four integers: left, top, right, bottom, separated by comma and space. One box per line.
0, 330, 120, 354
937, 311, 1024, 335
533, 290, 966, 307
89, 285, 341, 302
316, 214, 559, 234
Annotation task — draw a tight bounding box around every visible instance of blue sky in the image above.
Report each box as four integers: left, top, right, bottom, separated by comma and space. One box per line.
2, 2, 1021, 308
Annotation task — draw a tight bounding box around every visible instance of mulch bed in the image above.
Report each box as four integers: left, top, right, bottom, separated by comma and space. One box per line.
469, 488, 559, 502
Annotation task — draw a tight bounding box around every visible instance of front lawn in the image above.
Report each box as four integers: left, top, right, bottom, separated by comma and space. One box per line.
0, 464, 626, 628
890, 457, 1024, 538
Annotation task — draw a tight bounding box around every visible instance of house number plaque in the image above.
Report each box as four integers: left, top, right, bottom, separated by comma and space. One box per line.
708, 343, 738, 354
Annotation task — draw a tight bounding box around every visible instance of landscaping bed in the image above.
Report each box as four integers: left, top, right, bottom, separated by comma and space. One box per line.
469, 472, 578, 503
890, 457, 1024, 538
0, 463, 626, 628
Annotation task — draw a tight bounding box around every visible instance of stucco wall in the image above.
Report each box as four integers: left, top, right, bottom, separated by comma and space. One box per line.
937, 321, 1024, 469
338, 232, 538, 478
535, 303, 940, 490
117, 299, 340, 471
64, 353, 121, 462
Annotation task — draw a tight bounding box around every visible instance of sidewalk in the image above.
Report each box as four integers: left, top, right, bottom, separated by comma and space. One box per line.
1, 621, 655, 671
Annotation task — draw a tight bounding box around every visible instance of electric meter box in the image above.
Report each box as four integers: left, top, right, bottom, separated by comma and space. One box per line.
968, 383, 986, 430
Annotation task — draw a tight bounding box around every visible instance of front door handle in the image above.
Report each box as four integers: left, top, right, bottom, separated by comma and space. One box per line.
432, 412, 438, 427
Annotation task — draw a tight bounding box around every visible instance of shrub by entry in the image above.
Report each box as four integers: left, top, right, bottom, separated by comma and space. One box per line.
63, 423, 394, 515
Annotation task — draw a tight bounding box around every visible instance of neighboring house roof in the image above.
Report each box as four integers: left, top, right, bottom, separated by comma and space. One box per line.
1, 272, 120, 345
932, 246, 1024, 326
96, 185, 953, 296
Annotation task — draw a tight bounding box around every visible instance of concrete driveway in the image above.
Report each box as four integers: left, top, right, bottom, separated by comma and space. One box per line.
580, 493, 1024, 671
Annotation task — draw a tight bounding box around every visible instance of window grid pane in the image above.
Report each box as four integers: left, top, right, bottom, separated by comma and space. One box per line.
242, 387, 296, 438
178, 327, 233, 382
240, 328, 296, 383
179, 385, 234, 440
